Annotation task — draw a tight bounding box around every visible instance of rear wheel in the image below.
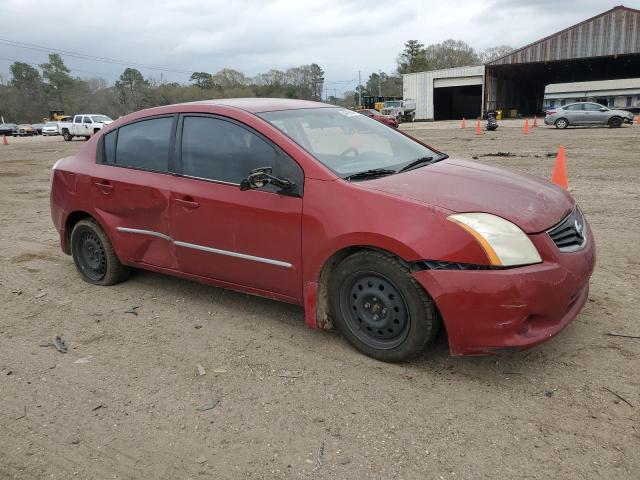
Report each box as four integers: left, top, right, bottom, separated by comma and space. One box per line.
329, 251, 438, 362
63, 131, 72, 141
609, 117, 622, 128
70, 219, 130, 285
554, 118, 568, 129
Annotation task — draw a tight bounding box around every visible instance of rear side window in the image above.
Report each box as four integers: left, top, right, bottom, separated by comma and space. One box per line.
181, 116, 280, 184
115, 117, 173, 172
103, 130, 116, 164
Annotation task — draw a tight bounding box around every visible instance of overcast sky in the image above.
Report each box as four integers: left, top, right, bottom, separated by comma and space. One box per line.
1, 0, 638, 94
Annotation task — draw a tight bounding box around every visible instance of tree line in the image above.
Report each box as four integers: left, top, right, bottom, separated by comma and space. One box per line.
0, 40, 511, 122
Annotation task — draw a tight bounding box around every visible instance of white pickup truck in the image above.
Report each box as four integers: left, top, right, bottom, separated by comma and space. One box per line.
381, 100, 416, 123
59, 114, 113, 141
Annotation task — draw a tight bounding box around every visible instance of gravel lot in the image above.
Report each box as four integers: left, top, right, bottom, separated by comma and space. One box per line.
1, 121, 638, 479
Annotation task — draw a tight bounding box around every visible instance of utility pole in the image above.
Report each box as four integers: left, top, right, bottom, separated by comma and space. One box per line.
358, 70, 362, 108
378, 70, 382, 97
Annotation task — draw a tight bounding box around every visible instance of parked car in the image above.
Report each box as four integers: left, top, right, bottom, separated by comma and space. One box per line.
50, 99, 595, 362
42, 121, 60, 136
0, 123, 17, 136
15, 124, 35, 136
58, 114, 113, 141
545, 102, 635, 128
358, 108, 398, 128
31, 123, 44, 135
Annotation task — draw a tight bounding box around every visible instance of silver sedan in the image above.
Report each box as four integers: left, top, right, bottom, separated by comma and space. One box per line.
544, 102, 634, 129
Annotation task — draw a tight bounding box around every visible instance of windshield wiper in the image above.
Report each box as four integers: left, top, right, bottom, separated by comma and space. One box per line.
398, 154, 449, 173
344, 168, 397, 181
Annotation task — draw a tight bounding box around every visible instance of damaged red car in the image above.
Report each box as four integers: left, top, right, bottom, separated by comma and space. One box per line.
50, 99, 596, 362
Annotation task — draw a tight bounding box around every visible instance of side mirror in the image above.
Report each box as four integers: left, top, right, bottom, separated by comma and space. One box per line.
599, 107, 608, 112
239, 166, 294, 192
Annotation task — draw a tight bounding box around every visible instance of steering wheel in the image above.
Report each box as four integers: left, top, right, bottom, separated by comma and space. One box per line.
340, 147, 359, 161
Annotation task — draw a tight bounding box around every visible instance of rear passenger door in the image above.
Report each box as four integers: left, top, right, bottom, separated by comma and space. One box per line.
168, 114, 304, 300
564, 104, 585, 124
93, 116, 179, 269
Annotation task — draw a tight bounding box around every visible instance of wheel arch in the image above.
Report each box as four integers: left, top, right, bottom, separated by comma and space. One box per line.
309, 244, 423, 330
63, 210, 112, 255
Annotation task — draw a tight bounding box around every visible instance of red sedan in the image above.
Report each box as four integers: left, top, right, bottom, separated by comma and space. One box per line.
50, 99, 595, 362
358, 108, 398, 128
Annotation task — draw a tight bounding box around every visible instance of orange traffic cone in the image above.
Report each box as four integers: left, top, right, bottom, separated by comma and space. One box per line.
551, 146, 568, 190
636, 115, 640, 125
461, 117, 467, 129
523, 118, 530, 134
475, 119, 482, 135
533, 115, 538, 128
2, 135, 8, 145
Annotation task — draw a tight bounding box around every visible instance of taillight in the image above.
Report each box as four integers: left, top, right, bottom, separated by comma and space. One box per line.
545, 110, 556, 116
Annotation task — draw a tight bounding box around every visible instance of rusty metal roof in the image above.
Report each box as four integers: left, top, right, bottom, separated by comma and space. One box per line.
488, 5, 640, 66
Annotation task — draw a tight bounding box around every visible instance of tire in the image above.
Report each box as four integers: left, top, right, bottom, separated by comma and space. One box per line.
329, 250, 438, 362
609, 117, 622, 128
554, 118, 569, 129
70, 218, 130, 286
63, 131, 72, 141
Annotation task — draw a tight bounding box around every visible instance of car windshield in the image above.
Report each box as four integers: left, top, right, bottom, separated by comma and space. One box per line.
45, 122, 57, 127
91, 115, 112, 122
258, 108, 442, 178
384, 101, 402, 107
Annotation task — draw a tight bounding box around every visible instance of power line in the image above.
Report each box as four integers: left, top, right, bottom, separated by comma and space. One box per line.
0, 37, 193, 75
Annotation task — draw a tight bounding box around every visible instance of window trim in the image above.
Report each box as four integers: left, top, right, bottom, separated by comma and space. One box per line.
174, 113, 304, 197
97, 114, 178, 176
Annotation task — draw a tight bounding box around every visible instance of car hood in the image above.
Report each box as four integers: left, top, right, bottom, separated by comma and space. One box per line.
358, 158, 574, 233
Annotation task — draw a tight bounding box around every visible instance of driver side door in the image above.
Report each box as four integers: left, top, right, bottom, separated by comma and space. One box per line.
168, 114, 304, 300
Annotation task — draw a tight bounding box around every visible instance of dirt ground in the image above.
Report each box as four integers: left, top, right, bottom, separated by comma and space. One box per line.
1, 120, 638, 480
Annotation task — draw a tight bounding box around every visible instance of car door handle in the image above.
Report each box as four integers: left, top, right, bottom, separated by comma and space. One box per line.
94, 181, 114, 193
174, 197, 200, 209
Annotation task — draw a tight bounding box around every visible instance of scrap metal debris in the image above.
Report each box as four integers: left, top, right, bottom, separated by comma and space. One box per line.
603, 387, 634, 407
544, 389, 554, 398
196, 364, 206, 377
606, 331, 640, 339
478, 152, 516, 157
278, 370, 302, 378
196, 400, 220, 412
52, 336, 67, 353
124, 306, 141, 316
312, 442, 325, 472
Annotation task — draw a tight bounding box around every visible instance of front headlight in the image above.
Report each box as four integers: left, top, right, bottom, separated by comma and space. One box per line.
447, 213, 542, 267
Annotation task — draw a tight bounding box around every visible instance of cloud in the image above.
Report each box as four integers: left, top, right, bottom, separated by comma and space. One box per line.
1, 0, 638, 93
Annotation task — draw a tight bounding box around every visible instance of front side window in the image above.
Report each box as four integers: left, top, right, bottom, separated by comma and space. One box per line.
74, 116, 82, 123
115, 117, 173, 172
180, 116, 300, 186
584, 103, 603, 111
258, 107, 442, 178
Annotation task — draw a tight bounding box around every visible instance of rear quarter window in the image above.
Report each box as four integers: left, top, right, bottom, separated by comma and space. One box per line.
103, 130, 116, 164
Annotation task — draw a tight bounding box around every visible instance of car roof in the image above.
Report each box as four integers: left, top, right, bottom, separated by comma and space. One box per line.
180, 98, 337, 113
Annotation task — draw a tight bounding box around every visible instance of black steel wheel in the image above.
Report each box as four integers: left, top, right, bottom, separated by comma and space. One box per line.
609, 117, 622, 128
329, 251, 438, 362
70, 218, 130, 285
341, 273, 410, 349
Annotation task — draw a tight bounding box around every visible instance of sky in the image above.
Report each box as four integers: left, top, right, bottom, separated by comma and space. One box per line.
1, 0, 638, 95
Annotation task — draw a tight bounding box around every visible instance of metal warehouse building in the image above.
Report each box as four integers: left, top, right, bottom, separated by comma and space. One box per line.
405, 5, 640, 120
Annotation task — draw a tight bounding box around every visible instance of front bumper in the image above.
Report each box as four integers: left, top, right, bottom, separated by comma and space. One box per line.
413, 224, 596, 355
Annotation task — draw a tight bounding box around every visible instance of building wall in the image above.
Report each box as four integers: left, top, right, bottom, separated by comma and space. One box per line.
403, 66, 485, 120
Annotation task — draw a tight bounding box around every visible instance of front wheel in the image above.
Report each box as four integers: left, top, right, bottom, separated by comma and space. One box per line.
63, 131, 72, 141
554, 118, 569, 129
608, 117, 622, 128
329, 251, 438, 362
70, 218, 130, 285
